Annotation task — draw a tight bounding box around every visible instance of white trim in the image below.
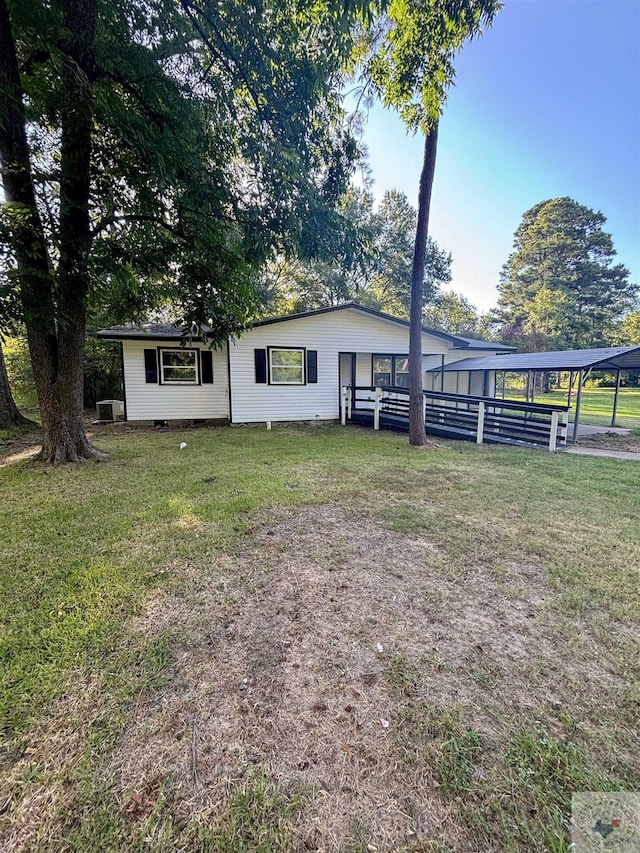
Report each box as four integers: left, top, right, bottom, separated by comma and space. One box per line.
269, 347, 305, 385
159, 347, 199, 385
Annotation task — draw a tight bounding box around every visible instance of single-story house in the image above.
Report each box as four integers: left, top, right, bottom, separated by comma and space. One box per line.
97, 303, 513, 424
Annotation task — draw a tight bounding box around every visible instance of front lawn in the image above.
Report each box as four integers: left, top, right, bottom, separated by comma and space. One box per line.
505, 386, 640, 429
1, 425, 638, 852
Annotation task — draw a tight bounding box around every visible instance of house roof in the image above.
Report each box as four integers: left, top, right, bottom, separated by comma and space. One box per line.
97, 303, 513, 351
451, 335, 514, 351
96, 322, 200, 341
435, 345, 640, 373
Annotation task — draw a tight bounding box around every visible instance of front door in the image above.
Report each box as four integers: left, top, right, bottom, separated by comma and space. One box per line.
338, 352, 356, 415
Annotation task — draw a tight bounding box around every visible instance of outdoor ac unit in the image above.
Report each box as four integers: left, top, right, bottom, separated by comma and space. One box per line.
96, 400, 124, 422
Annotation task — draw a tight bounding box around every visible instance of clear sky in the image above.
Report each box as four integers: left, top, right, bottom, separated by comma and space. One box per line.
359, 0, 640, 313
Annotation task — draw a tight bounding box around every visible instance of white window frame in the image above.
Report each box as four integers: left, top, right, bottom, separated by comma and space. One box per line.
268, 347, 306, 385
159, 347, 199, 385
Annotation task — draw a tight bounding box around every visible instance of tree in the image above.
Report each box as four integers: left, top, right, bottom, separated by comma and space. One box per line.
365, 0, 500, 445
0, 0, 372, 463
616, 311, 640, 346
0, 339, 32, 428
423, 290, 480, 335
497, 197, 638, 351
369, 189, 451, 317
257, 187, 376, 315
257, 187, 452, 317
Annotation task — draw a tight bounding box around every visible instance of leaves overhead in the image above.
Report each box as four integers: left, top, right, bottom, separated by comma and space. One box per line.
365, 0, 502, 133
1, 0, 376, 342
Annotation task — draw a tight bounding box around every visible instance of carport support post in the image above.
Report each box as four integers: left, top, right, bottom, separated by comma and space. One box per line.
567, 371, 574, 406
572, 369, 584, 443
611, 369, 621, 427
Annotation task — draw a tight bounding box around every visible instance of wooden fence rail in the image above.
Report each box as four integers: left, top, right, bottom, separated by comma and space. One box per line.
342, 385, 569, 451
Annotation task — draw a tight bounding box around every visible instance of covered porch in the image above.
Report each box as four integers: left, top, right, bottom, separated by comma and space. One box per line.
430, 345, 640, 442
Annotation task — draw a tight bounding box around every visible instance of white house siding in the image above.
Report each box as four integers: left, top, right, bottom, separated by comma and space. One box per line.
122, 340, 229, 421
228, 308, 451, 423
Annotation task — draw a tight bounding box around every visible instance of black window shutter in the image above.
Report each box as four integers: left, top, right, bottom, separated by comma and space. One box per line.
144, 349, 158, 383
307, 350, 318, 383
255, 349, 267, 383
201, 350, 214, 384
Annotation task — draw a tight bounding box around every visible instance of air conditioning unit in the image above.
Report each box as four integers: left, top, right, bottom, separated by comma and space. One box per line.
96, 400, 125, 422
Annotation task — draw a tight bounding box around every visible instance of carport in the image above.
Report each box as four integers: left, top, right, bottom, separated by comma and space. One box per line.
433, 345, 640, 442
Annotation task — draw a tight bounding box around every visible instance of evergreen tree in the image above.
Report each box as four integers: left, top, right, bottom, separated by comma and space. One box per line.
497, 197, 638, 351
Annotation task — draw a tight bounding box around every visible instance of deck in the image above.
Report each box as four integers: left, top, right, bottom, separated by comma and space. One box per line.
342, 386, 570, 451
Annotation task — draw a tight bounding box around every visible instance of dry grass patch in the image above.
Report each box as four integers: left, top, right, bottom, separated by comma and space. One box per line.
9, 503, 627, 852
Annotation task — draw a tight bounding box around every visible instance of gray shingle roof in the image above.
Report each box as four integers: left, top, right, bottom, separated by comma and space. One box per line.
97, 304, 511, 350
97, 323, 206, 341
452, 336, 514, 351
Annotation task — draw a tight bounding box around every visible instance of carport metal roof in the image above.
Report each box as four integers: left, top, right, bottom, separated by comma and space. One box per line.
431, 344, 640, 443
436, 345, 640, 374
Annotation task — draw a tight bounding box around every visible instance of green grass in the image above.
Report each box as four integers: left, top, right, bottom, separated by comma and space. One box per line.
1, 424, 639, 851
505, 386, 640, 428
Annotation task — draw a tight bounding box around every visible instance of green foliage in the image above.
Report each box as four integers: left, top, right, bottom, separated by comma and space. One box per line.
2, 425, 638, 847
258, 187, 452, 317
365, 0, 502, 134
423, 290, 481, 334
1, 0, 376, 340
210, 771, 303, 852
616, 310, 640, 345
369, 188, 452, 316
2, 332, 36, 409
83, 337, 122, 407
496, 197, 639, 351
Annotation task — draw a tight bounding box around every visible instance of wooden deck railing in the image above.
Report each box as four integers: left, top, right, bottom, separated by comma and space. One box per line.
341, 385, 570, 451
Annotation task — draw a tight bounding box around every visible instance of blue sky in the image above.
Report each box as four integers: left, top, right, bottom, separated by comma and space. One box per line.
359, 0, 640, 312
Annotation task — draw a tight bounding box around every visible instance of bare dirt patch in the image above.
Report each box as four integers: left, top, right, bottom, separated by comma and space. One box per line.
83, 504, 636, 852
577, 432, 640, 453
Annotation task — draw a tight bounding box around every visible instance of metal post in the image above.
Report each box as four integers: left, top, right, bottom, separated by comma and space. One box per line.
611, 369, 621, 427
476, 401, 485, 444
572, 370, 584, 443
341, 386, 347, 426
373, 387, 382, 430
567, 371, 574, 406
441, 355, 445, 392
347, 386, 353, 419
549, 411, 559, 452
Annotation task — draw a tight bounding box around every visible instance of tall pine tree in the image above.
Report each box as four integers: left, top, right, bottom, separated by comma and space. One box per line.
497, 197, 638, 351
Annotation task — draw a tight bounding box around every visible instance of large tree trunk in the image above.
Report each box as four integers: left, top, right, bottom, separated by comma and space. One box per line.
0, 341, 34, 428
0, 0, 103, 463
408, 121, 439, 446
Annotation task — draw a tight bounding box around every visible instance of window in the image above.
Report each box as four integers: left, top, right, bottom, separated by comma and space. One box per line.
394, 356, 409, 388
160, 348, 198, 384
372, 354, 409, 388
269, 348, 305, 384
372, 356, 392, 386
